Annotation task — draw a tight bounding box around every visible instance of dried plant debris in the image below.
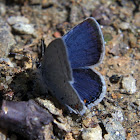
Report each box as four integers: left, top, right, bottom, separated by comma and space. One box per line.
0, 100, 53, 140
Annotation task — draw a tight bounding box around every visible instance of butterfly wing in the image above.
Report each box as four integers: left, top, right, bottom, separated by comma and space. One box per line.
41, 38, 86, 115
62, 17, 105, 69
72, 68, 106, 108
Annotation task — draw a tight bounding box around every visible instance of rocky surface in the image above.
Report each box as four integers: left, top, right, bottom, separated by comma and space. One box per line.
0, 0, 139, 140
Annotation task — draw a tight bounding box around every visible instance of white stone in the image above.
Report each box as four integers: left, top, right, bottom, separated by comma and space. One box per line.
7, 16, 29, 25
13, 23, 36, 36
102, 118, 126, 140
122, 75, 137, 94
82, 125, 102, 140
112, 108, 124, 122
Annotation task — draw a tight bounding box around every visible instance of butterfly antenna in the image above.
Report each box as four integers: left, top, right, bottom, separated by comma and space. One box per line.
41, 39, 46, 57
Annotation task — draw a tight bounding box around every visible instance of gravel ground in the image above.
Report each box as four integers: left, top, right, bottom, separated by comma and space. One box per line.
0, 0, 139, 140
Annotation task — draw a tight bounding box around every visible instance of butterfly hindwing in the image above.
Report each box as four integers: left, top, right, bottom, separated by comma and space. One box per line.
72, 68, 106, 108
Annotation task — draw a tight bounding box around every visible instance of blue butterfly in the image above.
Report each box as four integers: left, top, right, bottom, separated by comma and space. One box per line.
41, 17, 106, 115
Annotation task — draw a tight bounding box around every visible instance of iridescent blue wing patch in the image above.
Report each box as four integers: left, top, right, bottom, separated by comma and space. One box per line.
72, 68, 106, 109
63, 17, 105, 69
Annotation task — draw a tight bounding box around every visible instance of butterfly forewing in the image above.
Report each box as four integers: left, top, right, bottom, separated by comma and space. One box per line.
62, 17, 105, 69
41, 38, 86, 114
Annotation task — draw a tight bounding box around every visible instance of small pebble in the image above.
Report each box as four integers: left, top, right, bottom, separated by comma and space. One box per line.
102, 118, 126, 140
82, 125, 102, 140
104, 133, 114, 140
7, 16, 29, 25
6, 76, 12, 84
109, 75, 120, 84
0, 131, 6, 140
122, 75, 137, 94
0, 18, 16, 57
108, 33, 129, 56
0, 58, 14, 67
36, 98, 62, 116
64, 133, 75, 140
119, 22, 130, 30
12, 23, 36, 36
111, 109, 124, 122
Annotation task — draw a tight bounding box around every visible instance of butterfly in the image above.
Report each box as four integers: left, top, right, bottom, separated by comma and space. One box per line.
41, 17, 106, 115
